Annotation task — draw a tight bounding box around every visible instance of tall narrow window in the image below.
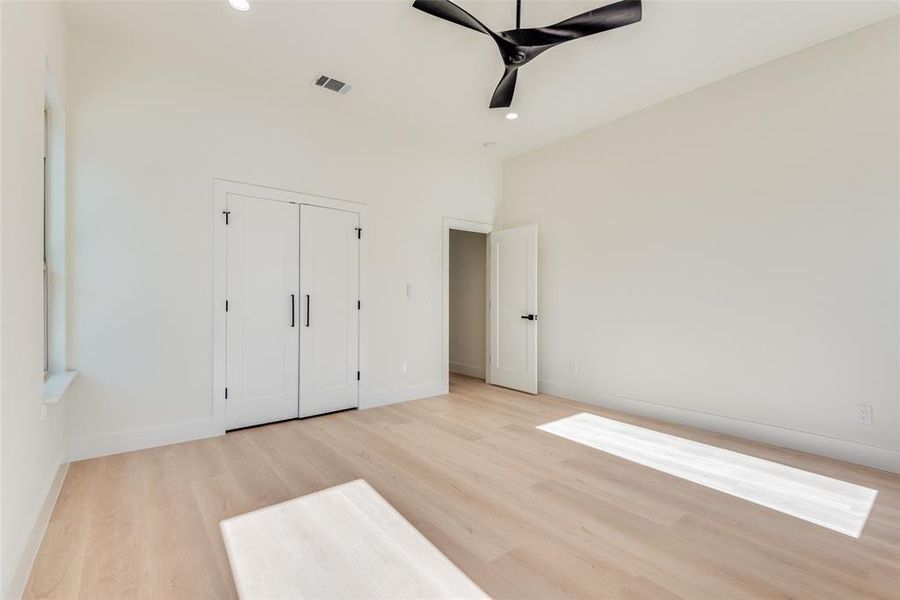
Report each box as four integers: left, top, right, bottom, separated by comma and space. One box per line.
43, 106, 50, 377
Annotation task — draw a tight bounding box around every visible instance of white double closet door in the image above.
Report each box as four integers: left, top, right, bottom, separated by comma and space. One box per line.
226, 196, 359, 430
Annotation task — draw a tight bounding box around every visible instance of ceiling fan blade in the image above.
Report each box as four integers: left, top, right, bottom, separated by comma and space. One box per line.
412, 0, 494, 36
509, 0, 642, 47
489, 67, 518, 109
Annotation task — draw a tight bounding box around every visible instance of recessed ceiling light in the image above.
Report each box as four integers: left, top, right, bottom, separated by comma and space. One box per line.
482, 142, 497, 149
229, 0, 250, 11
505, 112, 518, 120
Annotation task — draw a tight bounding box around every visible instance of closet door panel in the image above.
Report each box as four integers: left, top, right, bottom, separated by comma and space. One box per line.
226, 195, 300, 429
300, 204, 359, 417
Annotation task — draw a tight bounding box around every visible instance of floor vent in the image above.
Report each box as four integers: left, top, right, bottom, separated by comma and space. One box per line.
312, 74, 352, 95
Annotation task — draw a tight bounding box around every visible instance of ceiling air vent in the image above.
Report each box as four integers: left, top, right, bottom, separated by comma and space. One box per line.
312, 74, 352, 95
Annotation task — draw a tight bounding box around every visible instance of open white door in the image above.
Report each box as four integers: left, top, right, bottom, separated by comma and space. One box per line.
300, 204, 360, 417
489, 225, 538, 394
226, 195, 300, 429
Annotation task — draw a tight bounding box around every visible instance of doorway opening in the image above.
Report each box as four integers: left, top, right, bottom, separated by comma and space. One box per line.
442, 217, 538, 396
448, 229, 488, 384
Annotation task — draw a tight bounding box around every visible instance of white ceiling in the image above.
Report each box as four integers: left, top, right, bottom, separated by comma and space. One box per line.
66, 0, 898, 157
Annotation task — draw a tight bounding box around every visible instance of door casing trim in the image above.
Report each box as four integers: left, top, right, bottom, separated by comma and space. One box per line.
213, 179, 368, 432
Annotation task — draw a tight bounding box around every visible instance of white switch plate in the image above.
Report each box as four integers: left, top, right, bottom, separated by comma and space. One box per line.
568, 360, 580, 374
406, 282, 428, 299
400, 362, 408, 374
855, 404, 873, 425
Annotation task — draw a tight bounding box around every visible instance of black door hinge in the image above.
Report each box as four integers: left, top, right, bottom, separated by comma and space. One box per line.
225, 300, 229, 312
355, 227, 361, 239
357, 300, 361, 310
223, 210, 231, 225
225, 387, 229, 399
357, 371, 361, 381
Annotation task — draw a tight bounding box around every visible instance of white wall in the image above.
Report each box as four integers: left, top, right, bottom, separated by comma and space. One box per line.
503, 18, 900, 471
449, 229, 486, 379
65, 23, 501, 457
0, 0, 4, 588
0, 1, 68, 595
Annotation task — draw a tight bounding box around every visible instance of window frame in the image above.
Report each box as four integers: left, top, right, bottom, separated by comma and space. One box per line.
43, 104, 50, 379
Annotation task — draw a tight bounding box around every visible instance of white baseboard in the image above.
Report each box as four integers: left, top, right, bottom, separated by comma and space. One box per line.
363, 381, 446, 410
540, 380, 900, 475
67, 381, 452, 462
68, 417, 223, 462
449, 361, 486, 380
6, 461, 69, 600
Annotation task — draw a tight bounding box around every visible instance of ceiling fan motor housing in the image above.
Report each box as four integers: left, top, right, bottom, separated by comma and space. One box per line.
412, 0, 643, 109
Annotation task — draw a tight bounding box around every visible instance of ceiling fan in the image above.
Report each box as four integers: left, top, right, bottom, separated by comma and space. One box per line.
412, 0, 642, 109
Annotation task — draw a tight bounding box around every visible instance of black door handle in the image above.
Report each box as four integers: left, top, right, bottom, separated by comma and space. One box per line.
521, 314, 538, 320
305, 294, 311, 327
290, 294, 295, 327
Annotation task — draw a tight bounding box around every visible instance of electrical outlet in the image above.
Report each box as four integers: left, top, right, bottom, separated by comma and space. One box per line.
855, 404, 873, 425
400, 361, 408, 375
568, 360, 580, 374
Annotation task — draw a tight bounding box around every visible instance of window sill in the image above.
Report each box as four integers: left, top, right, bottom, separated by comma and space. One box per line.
42, 371, 77, 404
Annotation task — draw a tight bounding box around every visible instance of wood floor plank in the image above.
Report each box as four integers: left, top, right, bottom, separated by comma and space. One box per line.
77, 451, 149, 599
538, 413, 878, 538
220, 480, 488, 599
23, 460, 98, 599
24, 375, 900, 599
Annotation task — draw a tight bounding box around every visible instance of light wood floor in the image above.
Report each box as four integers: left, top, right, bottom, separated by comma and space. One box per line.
26, 375, 900, 599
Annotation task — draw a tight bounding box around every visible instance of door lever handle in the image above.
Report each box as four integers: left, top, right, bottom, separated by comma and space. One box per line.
520, 314, 538, 321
